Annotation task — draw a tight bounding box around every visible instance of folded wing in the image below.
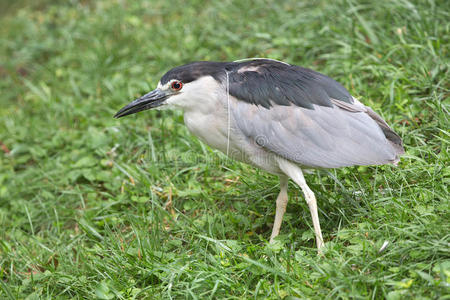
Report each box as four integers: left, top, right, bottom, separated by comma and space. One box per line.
227, 60, 404, 168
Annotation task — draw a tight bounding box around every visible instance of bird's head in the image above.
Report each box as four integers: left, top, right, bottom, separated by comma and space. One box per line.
114, 61, 226, 118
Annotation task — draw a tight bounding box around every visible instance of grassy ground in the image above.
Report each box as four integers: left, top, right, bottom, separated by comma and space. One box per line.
0, 0, 449, 299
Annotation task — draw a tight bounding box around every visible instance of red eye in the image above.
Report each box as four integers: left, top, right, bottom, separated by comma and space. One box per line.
171, 81, 183, 91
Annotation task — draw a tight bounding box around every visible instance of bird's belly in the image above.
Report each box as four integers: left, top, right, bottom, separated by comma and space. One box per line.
183, 111, 234, 154
183, 111, 283, 175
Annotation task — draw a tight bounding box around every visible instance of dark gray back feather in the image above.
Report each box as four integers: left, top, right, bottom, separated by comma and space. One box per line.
225, 60, 352, 109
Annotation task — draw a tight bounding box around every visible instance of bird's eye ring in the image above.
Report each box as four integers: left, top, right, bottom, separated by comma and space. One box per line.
171, 81, 183, 91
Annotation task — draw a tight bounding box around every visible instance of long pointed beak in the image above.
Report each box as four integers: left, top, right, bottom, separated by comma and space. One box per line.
114, 89, 168, 118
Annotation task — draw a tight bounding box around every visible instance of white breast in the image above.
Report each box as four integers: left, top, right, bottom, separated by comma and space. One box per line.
167, 76, 283, 174
181, 77, 234, 155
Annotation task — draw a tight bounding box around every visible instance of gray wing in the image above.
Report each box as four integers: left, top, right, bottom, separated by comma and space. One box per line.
230, 98, 404, 169
226, 60, 403, 168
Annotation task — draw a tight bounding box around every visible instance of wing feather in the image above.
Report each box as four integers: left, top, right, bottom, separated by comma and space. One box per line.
231, 98, 403, 168
223, 59, 403, 168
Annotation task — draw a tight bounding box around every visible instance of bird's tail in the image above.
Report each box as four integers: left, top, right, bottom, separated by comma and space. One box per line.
365, 107, 404, 165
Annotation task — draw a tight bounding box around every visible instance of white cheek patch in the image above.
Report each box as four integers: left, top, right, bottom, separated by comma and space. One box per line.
164, 93, 189, 108
160, 76, 221, 110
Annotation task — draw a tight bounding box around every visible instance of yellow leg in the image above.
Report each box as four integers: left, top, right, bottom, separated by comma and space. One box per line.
269, 176, 289, 243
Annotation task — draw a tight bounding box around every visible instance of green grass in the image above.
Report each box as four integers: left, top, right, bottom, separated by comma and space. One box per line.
0, 0, 449, 298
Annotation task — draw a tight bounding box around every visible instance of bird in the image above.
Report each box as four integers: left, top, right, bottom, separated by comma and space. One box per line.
114, 58, 404, 251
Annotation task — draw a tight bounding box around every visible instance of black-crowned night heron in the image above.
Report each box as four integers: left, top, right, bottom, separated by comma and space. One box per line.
115, 59, 404, 251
